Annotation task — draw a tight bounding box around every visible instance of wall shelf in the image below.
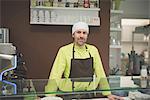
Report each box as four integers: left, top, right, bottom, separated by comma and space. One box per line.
30, 21, 100, 26
111, 10, 123, 14
30, 0, 100, 26
110, 27, 122, 32
31, 6, 100, 11
110, 45, 122, 49
121, 41, 148, 43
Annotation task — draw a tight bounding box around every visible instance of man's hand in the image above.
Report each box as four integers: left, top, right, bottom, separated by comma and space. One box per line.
107, 94, 124, 100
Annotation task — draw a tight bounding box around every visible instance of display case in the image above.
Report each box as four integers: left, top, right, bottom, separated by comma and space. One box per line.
0, 76, 150, 99
30, 0, 100, 26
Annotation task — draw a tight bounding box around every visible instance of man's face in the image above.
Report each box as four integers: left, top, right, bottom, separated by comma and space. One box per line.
72, 29, 88, 46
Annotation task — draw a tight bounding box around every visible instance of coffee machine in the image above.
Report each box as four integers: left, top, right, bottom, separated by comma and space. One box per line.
0, 28, 17, 95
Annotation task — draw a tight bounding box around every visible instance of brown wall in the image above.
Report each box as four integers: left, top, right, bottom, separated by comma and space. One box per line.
0, 0, 110, 78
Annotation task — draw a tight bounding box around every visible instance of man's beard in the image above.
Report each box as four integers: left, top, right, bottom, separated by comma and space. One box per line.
77, 37, 87, 46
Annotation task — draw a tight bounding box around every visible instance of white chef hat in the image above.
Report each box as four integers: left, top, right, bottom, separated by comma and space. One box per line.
72, 22, 89, 34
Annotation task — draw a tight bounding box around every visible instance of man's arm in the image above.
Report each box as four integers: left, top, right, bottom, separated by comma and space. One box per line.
94, 47, 124, 100
45, 48, 66, 96
93, 47, 111, 96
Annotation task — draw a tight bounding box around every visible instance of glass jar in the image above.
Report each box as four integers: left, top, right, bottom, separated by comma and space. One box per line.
141, 65, 148, 78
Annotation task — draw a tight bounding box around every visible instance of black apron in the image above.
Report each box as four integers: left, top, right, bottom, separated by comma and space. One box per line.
70, 44, 94, 87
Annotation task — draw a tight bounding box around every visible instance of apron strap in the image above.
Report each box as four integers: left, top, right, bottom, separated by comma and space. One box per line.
85, 45, 91, 57
73, 44, 75, 59
73, 44, 91, 59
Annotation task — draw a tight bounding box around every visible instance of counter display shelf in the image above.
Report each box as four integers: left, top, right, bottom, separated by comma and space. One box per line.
0, 76, 150, 99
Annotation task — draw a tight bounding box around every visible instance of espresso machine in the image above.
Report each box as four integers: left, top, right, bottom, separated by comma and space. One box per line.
0, 28, 17, 95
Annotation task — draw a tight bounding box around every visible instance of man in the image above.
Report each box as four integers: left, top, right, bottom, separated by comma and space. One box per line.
45, 22, 123, 100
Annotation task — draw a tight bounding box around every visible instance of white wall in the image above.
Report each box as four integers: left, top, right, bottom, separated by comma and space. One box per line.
120, 0, 150, 19
121, 19, 149, 56
149, 0, 150, 18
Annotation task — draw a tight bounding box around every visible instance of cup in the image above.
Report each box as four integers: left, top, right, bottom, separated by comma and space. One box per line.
45, 10, 50, 22
39, 10, 45, 22
32, 10, 38, 22
141, 65, 148, 78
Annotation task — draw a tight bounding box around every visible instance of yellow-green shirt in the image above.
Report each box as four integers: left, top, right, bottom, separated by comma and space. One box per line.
45, 43, 111, 96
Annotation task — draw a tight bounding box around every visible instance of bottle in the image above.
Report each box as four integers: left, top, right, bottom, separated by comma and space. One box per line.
65, 2, 70, 7
74, 2, 79, 8
94, 1, 98, 8
141, 65, 148, 79
83, 0, 90, 8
